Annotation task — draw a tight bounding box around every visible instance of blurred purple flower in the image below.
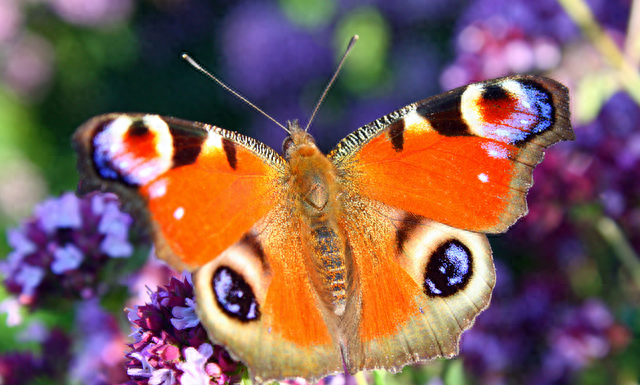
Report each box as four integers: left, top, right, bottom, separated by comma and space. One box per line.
441, 0, 631, 89
47, 0, 133, 26
441, 21, 562, 89
374, 0, 466, 23
124, 251, 182, 311
0, 0, 22, 43
0, 328, 72, 385
461, 264, 625, 385
122, 275, 243, 385
1, 192, 134, 308
2, 33, 54, 100
138, 0, 216, 66
0, 297, 22, 326
69, 299, 130, 385
221, 2, 332, 102
458, 0, 629, 44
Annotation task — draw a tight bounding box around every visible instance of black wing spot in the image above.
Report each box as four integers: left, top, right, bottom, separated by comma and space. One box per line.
420, 90, 471, 137
128, 120, 150, 136
481, 84, 510, 101
239, 233, 267, 267
213, 266, 260, 322
169, 125, 206, 168
395, 215, 420, 252
424, 240, 473, 297
222, 138, 238, 170
387, 119, 405, 152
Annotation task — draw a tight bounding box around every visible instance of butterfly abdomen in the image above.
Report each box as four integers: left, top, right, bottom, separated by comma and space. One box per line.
307, 222, 348, 316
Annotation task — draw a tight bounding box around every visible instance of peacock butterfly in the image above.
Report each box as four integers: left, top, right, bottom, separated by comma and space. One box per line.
72, 44, 573, 383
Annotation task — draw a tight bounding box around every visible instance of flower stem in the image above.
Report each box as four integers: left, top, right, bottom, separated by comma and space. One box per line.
595, 216, 640, 289
557, 0, 640, 105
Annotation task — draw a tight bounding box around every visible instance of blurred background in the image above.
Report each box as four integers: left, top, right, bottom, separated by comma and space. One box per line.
0, 0, 639, 384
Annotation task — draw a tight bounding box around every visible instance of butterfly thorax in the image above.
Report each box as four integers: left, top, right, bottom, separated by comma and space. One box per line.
284, 123, 349, 317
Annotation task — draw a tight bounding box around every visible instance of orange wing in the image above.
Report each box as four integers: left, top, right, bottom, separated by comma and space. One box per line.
339, 198, 495, 373
194, 210, 344, 383
330, 75, 573, 233
73, 113, 284, 269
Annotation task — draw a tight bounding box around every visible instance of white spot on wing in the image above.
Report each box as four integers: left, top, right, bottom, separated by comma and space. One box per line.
478, 173, 489, 183
481, 142, 509, 159
204, 132, 223, 151
403, 111, 429, 131
501, 79, 524, 96
106, 116, 134, 138
460, 83, 484, 133
148, 178, 168, 198
173, 207, 185, 220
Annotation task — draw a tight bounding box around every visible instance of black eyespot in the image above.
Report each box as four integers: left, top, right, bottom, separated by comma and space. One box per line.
128, 120, 150, 136
213, 266, 260, 322
424, 240, 473, 297
481, 84, 510, 101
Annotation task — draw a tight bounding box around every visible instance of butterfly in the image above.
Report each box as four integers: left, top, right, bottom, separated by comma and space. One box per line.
73, 73, 573, 383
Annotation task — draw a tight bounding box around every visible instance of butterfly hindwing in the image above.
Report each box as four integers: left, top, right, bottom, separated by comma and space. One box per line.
339, 196, 495, 372
194, 207, 344, 383
73, 113, 285, 270
330, 75, 573, 233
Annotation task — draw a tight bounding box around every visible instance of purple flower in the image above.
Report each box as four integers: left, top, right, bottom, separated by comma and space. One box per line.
1, 192, 135, 308
440, 21, 562, 89
0, 0, 22, 43
221, 2, 332, 102
123, 276, 243, 385
176, 344, 216, 385
69, 299, 130, 385
1, 33, 54, 100
47, 0, 133, 26
0, 298, 22, 326
460, 263, 626, 385
171, 298, 200, 330
0, 328, 72, 385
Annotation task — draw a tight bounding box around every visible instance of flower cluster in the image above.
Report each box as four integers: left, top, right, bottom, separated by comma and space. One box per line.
0, 0, 134, 99
0, 328, 72, 385
460, 263, 629, 385
1, 192, 134, 308
122, 276, 243, 385
69, 299, 131, 385
441, 0, 631, 89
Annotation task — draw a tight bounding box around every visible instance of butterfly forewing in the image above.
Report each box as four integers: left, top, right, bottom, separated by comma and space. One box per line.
330, 75, 572, 233
73, 113, 285, 270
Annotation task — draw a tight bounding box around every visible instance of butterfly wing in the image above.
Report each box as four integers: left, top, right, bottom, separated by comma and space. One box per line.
330, 75, 573, 233
331, 75, 572, 371
73, 113, 285, 270
339, 197, 495, 372
74, 113, 343, 382
194, 209, 344, 383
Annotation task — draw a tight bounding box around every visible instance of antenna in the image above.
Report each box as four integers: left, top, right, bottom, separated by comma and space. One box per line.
181, 53, 290, 133
304, 35, 359, 132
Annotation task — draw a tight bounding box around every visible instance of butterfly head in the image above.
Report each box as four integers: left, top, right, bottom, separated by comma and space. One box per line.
283, 120, 319, 159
